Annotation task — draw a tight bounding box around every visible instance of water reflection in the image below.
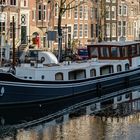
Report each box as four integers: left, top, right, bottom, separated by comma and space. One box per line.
2, 89, 140, 140
13, 114, 140, 140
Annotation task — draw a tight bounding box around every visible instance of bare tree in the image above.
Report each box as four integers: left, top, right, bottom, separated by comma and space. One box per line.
49, 0, 85, 62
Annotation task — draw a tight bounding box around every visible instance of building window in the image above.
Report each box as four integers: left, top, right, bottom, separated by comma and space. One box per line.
0, 0, 6, 5
0, 22, 5, 33
122, 21, 126, 36
73, 24, 78, 37
118, 21, 121, 36
37, 4, 46, 21
10, 0, 16, 5
79, 24, 83, 37
91, 7, 94, 18
24, 0, 27, 6
119, 5, 127, 16
0, 22, 5, 45
106, 23, 110, 36
106, 6, 110, 19
128, 22, 132, 35
43, 5, 46, 20
118, 21, 126, 37
119, 5, 122, 15
112, 23, 116, 37
38, 4, 42, 20
84, 5, 88, 19
123, 5, 127, 16
79, 5, 83, 19
21, 0, 27, 7
21, 14, 26, 25
55, 3, 58, 17
74, 7, 78, 19
111, 6, 116, 19
84, 24, 88, 37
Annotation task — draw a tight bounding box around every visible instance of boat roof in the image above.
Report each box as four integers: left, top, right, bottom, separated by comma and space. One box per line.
89, 41, 140, 47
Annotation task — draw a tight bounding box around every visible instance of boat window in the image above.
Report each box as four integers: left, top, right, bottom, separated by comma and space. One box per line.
89, 47, 98, 58
131, 45, 136, 56
117, 65, 122, 72
121, 47, 128, 57
125, 63, 129, 70
69, 69, 86, 80
125, 93, 130, 99
90, 104, 97, 111
24, 76, 27, 79
90, 69, 96, 77
41, 75, 45, 80
55, 72, 63, 80
100, 65, 113, 75
111, 47, 119, 57
117, 96, 122, 101
101, 47, 109, 57
137, 44, 140, 55
29, 77, 32, 79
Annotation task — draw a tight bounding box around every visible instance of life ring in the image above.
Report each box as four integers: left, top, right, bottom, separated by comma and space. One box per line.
41, 57, 45, 63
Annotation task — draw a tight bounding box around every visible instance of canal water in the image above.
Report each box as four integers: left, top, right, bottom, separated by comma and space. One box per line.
2, 113, 140, 140
1, 90, 140, 140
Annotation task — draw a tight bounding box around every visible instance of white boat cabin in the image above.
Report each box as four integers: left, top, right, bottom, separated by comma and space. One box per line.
87, 41, 140, 68
15, 42, 133, 81
16, 59, 129, 81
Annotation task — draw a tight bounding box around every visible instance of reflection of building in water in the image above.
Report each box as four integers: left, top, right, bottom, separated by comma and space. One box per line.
15, 112, 140, 140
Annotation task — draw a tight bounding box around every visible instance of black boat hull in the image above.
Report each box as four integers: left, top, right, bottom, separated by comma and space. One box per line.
0, 68, 140, 108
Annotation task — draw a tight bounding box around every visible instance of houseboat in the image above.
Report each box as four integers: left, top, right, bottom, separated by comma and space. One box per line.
0, 41, 140, 110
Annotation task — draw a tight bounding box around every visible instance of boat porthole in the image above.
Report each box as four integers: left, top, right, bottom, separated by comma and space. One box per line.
0, 87, 5, 96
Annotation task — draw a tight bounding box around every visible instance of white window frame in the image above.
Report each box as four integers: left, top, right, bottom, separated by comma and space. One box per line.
106, 6, 110, 20
10, 0, 16, 6
74, 7, 78, 19
79, 24, 83, 38
84, 5, 88, 20
84, 24, 88, 38
0, 0, 6, 5
112, 6, 116, 20
106, 23, 110, 37
79, 5, 83, 19
118, 5, 127, 16
73, 24, 78, 38
112, 23, 116, 37
43, 5, 46, 21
